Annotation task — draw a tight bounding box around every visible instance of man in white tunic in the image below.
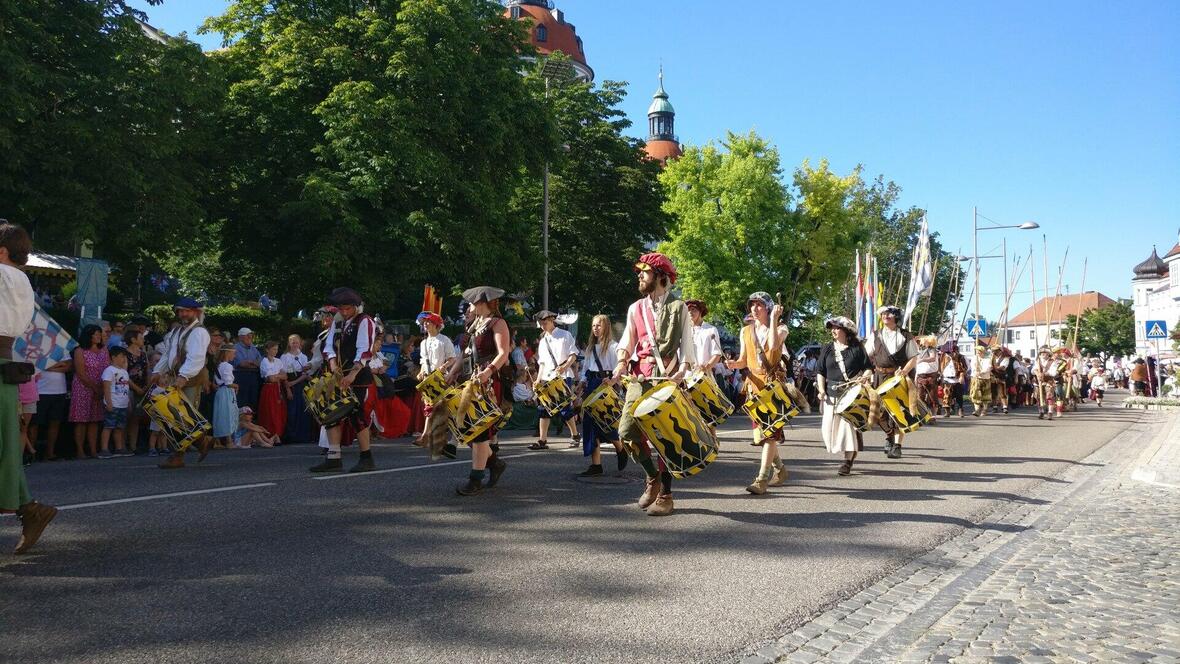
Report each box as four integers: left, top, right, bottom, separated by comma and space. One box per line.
529, 310, 580, 450
152, 296, 213, 469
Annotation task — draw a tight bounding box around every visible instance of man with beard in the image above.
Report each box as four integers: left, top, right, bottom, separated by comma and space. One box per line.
153, 297, 214, 469
610, 253, 695, 517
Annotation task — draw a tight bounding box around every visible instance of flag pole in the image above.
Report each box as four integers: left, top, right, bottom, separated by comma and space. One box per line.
918, 256, 940, 334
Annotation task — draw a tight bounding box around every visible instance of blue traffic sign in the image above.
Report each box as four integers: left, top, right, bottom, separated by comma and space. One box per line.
965, 319, 989, 338
1145, 320, 1168, 340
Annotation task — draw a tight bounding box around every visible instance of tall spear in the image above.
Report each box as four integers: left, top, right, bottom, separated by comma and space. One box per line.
1029, 246, 1039, 350
1047, 247, 1070, 345
1042, 236, 1052, 344
1070, 257, 1089, 350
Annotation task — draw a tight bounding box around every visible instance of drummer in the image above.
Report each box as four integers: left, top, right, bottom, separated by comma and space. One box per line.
415, 311, 456, 457
454, 286, 511, 496
724, 291, 790, 495
576, 314, 626, 476
863, 304, 918, 459
153, 296, 213, 470
528, 310, 580, 451
815, 316, 873, 476
610, 252, 695, 517
686, 300, 723, 373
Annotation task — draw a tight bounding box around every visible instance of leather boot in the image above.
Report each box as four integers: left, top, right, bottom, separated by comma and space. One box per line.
197, 435, 213, 462
646, 493, 674, 516
746, 477, 769, 495
486, 456, 507, 488
887, 444, 903, 459
14, 502, 58, 554
638, 476, 662, 509
456, 477, 483, 496
157, 453, 185, 470
768, 464, 788, 486
309, 458, 343, 473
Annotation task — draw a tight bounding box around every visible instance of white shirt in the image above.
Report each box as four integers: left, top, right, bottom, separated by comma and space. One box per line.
738, 323, 790, 367
280, 352, 308, 375
915, 348, 939, 376
580, 340, 619, 379
941, 356, 961, 381
420, 334, 456, 374
616, 295, 695, 372
691, 322, 723, 368
512, 382, 535, 402
215, 361, 235, 387
101, 365, 131, 409
864, 327, 919, 360
537, 328, 577, 381
324, 315, 375, 365
152, 323, 212, 379
1091, 375, 1108, 390
36, 369, 68, 395
0, 264, 34, 347
260, 356, 285, 379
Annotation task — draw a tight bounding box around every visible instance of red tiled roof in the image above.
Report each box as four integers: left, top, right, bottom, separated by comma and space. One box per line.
1165, 243, 1180, 260
643, 139, 682, 165
1007, 291, 1116, 327
507, 4, 588, 66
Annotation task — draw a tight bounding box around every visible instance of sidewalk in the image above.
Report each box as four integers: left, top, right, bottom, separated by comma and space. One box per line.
741, 411, 1180, 664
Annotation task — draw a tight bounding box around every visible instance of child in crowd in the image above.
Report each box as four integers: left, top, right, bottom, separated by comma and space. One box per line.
257, 340, 287, 441
145, 351, 166, 456
1089, 368, 1108, 407
212, 345, 239, 449
233, 407, 279, 449
99, 347, 132, 458
512, 368, 536, 406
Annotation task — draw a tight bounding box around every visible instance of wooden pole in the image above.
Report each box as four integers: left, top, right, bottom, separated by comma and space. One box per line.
1070, 257, 1088, 350
1029, 246, 1039, 351
1042, 236, 1052, 345
1047, 247, 1070, 346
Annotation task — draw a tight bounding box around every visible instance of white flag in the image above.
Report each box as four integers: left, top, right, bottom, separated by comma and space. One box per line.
14, 305, 78, 372
903, 215, 933, 328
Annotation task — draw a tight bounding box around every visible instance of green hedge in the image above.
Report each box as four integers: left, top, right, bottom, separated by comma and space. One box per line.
140, 304, 316, 344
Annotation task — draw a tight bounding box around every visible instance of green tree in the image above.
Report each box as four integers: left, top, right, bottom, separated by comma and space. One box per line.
1062, 302, 1135, 356
511, 67, 669, 317
0, 0, 221, 279
201, 0, 553, 315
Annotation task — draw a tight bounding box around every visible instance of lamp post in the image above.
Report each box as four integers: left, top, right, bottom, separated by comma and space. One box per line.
539, 60, 574, 312
972, 206, 1039, 327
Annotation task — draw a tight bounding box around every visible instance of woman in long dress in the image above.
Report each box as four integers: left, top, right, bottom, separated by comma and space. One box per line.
815, 316, 874, 476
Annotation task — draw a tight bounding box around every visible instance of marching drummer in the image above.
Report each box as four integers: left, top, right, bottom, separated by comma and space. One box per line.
610, 252, 695, 517
415, 311, 456, 457
153, 296, 214, 470
528, 310, 580, 451
815, 316, 874, 476
686, 300, 723, 373
576, 314, 626, 476
724, 291, 790, 495
863, 304, 919, 459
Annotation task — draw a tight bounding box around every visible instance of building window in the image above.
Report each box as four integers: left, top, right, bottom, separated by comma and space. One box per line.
536, 25, 547, 42
577, 36, 584, 53
510, 6, 521, 18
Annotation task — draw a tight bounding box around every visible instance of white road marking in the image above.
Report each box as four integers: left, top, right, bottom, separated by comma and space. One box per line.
52, 483, 277, 511
310, 448, 579, 481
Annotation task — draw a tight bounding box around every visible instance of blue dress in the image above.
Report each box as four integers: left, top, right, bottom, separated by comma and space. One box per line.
213, 386, 239, 438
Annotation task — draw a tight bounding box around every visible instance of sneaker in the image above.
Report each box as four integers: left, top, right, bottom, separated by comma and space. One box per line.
569, 434, 582, 448
309, 458, 344, 473
98, 451, 114, 459
887, 445, 903, 459
578, 464, 604, 477
117, 449, 134, 457
148, 449, 159, 457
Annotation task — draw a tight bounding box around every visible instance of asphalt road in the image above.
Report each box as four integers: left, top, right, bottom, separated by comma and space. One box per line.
1, 392, 1144, 664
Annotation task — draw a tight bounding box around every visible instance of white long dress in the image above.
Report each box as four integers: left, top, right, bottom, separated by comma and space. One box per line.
820, 342, 860, 454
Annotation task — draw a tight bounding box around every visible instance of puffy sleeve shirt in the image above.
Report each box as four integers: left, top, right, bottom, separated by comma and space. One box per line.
280, 352, 309, 375
0, 264, 35, 352
616, 295, 695, 370
216, 361, 236, 386
692, 322, 724, 367
260, 357, 285, 379
580, 341, 619, 380
324, 315, 374, 365
537, 328, 578, 381
419, 334, 457, 374
152, 325, 211, 379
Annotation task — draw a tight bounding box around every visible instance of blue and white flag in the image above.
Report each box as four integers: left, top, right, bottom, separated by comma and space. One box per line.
14, 305, 78, 371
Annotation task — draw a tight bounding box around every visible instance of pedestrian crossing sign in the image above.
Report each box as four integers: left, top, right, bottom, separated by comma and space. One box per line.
1146, 320, 1168, 339
966, 319, 988, 338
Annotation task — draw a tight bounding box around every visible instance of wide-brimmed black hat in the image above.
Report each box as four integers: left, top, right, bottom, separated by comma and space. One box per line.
462, 286, 505, 304
328, 287, 363, 307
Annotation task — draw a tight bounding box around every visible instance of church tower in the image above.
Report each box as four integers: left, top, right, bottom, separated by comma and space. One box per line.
643, 67, 682, 165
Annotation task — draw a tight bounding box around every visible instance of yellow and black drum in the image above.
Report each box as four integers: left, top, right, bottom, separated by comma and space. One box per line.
630, 381, 719, 479
535, 376, 574, 415
835, 383, 872, 432
416, 369, 449, 404
742, 380, 800, 436
304, 373, 361, 426
683, 370, 734, 427
581, 382, 622, 433
143, 387, 211, 453
877, 375, 932, 434
445, 381, 503, 446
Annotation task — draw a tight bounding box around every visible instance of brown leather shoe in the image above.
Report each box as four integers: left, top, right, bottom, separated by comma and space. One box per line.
746, 478, 769, 495
158, 453, 185, 470
768, 465, 788, 486
197, 435, 213, 462
646, 494, 674, 516
14, 502, 58, 555
638, 476, 662, 509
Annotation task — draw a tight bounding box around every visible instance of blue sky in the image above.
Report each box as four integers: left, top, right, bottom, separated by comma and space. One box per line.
131, 0, 1179, 321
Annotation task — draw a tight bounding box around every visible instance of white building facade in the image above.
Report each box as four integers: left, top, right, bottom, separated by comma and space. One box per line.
1132, 244, 1180, 357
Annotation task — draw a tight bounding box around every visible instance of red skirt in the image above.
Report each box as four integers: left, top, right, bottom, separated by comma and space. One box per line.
257, 382, 287, 438
374, 395, 411, 438
404, 393, 426, 434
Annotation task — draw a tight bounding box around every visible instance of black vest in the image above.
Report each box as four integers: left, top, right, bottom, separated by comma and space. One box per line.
335, 315, 373, 386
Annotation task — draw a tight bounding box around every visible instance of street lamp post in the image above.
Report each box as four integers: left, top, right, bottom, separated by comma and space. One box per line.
972, 206, 1040, 334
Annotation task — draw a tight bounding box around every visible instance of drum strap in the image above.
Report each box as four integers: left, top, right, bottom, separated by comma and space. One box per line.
589, 342, 606, 374
542, 333, 561, 375
639, 298, 669, 378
